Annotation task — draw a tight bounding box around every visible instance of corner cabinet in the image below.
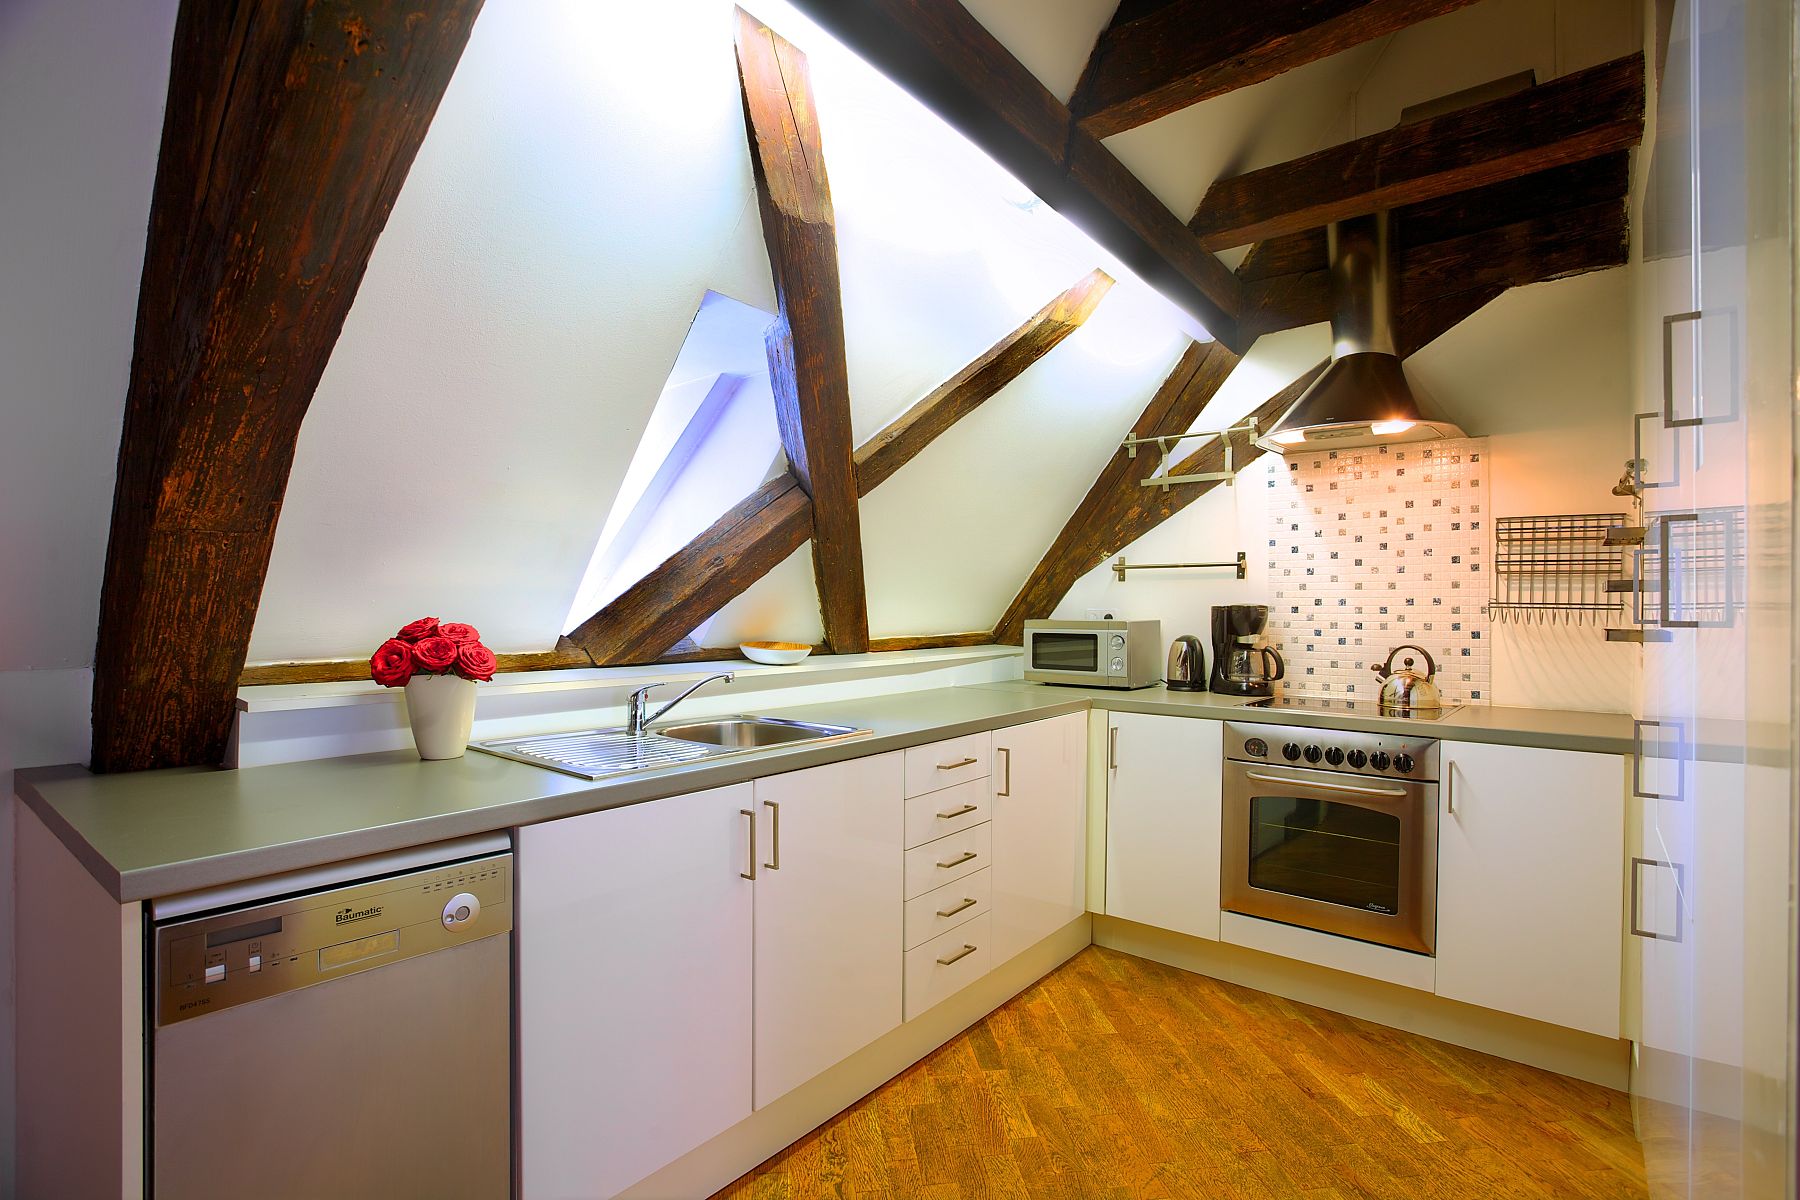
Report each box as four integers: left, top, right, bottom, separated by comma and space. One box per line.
517, 783, 756, 1200
990, 712, 1088, 965
1433, 741, 1624, 1038
1103, 711, 1222, 940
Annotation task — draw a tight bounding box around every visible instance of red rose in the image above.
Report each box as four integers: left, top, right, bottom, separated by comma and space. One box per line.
440, 622, 482, 644
455, 642, 497, 682
369, 638, 415, 688
396, 616, 440, 642
412, 636, 458, 672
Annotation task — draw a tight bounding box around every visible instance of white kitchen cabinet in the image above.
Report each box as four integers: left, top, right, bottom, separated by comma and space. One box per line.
1434, 741, 1624, 1038
753, 752, 905, 1108
989, 712, 1088, 965
517, 784, 754, 1200
1104, 711, 1222, 940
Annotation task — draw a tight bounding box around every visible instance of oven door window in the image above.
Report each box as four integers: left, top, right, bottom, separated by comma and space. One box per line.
1029, 633, 1099, 674
1246, 794, 1402, 915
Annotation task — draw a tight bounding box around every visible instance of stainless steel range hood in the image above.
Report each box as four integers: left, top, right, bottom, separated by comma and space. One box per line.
1255, 212, 1465, 454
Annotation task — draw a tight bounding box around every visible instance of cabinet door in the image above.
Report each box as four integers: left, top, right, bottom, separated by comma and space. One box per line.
990, 712, 1088, 964
1435, 742, 1623, 1037
1104, 712, 1222, 940
517, 784, 754, 1200
753, 753, 904, 1108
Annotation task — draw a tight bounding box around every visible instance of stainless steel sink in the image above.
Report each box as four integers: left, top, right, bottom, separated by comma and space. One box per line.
657, 716, 860, 750
472, 715, 868, 780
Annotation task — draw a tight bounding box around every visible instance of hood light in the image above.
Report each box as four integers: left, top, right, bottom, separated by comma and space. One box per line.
1270, 429, 1309, 445
1371, 420, 1416, 436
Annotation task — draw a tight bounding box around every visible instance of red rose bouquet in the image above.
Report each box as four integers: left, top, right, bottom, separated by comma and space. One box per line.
370, 617, 498, 687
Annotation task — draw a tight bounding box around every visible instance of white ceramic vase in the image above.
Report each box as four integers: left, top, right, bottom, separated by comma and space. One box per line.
404, 674, 478, 760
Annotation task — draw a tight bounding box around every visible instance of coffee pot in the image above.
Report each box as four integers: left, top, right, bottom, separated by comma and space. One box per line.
1209, 605, 1285, 697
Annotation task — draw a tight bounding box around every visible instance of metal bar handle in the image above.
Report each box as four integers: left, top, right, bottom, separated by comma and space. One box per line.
936, 850, 979, 869
936, 897, 978, 919
763, 800, 781, 871
740, 809, 756, 881
996, 747, 1011, 796
1629, 857, 1685, 942
1109, 726, 1119, 771
937, 757, 978, 771
1446, 761, 1456, 814
1243, 770, 1410, 800
936, 803, 979, 820
936, 944, 978, 966
1632, 718, 1686, 802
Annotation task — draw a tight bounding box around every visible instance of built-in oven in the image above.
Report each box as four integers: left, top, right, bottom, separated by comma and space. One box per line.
1221, 721, 1439, 955
1022, 619, 1161, 689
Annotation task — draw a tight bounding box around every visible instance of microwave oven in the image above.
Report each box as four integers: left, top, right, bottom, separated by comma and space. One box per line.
1022, 619, 1162, 689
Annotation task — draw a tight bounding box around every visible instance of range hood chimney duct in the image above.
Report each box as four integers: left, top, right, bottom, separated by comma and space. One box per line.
1255, 212, 1465, 454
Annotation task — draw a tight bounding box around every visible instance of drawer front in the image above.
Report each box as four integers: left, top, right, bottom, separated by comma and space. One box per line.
905, 914, 992, 1022
903, 733, 991, 798
904, 867, 992, 950
904, 822, 992, 899
904, 777, 990, 848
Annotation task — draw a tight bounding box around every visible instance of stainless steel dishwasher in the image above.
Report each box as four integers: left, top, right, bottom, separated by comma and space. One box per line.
149, 833, 513, 1199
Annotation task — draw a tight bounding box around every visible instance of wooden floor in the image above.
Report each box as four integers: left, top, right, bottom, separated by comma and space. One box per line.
714, 946, 1647, 1199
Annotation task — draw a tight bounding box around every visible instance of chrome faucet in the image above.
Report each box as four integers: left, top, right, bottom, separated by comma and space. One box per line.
625, 673, 735, 736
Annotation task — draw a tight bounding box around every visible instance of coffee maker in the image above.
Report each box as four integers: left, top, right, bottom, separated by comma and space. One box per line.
1209, 604, 1285, 697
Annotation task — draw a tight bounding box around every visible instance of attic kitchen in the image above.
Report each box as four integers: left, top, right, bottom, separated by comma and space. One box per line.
0, 0, 1792, 1197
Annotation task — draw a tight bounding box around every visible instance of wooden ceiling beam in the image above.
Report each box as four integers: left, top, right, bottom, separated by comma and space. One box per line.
558, 268, 1116, 670
1190, 53, 1644, 251
992, 340, 1241, 645
736, 9, 870, 654
854, 269, 1114, 492
91, 0, 485, 772
782, 0, 1249, 351
1237, 154, 1632, 341
1070, 0, 1484, 139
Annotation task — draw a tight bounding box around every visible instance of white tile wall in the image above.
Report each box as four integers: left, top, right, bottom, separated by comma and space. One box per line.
1265, 438, 1490, 705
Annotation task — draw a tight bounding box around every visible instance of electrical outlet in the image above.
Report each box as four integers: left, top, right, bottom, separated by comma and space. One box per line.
1086, 608, 1116, 621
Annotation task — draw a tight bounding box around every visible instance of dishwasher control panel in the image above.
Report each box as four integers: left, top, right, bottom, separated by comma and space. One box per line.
153, 851, 512, 1027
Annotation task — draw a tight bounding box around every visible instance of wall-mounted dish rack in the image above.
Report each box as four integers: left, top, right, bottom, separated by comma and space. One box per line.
1488, 513, 1629, 624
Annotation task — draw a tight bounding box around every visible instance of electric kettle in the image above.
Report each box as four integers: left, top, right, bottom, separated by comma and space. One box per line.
1166, 635, 1206, 691
1372, 644, 1443, 712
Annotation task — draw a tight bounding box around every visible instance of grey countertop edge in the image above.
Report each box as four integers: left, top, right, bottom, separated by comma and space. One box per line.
15, 684, 1637, 905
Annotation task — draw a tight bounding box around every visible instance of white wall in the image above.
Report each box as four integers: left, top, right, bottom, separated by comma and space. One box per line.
1056, 270, 1639, 713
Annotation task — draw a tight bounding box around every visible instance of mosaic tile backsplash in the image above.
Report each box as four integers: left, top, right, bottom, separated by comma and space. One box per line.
1264, 438, 1490, 705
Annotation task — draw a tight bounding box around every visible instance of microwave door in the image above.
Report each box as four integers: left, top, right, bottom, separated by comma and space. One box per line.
1029, 631, 1102, 683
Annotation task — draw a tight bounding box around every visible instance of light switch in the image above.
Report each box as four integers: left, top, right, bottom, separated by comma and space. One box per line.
204, 963, 226, 984
247, 954, 262, 974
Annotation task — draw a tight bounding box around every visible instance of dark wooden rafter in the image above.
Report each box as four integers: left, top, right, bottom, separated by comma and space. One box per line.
993, 340, 1242, 645
1191, 53, 1645, 250
736, 9, 870, 653
855, 269, 1113, 491
239, 638, 594, 687
782, 0, 1248, 351
91, 0, 485, 772
1070, 0, 1484, 139
558, 268, 1115, 669
993, 285, 1498, 644
1238, 154, 1633, 341
656, 631, 992, 664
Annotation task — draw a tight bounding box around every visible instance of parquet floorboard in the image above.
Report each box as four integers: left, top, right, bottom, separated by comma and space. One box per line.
711, 947, 1647, 1199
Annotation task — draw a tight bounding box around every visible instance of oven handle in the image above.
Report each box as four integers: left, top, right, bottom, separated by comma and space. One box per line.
1243, 770, 1411, 800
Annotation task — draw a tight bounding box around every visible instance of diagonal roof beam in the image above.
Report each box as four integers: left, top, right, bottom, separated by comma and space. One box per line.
92, 0, 486, 772
1190, 53, 1644, 251
736, 9, 870, 653
1070, 0, 1484, 139
783, 0, 1249, 351
561, 269, 1117, 668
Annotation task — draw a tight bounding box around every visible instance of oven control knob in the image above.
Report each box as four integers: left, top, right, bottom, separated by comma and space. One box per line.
1244, 737, 1268, 758
1369, 751, 1391, 771
1111, 635, 1126, 650
1281, 742, 1302, 761
443, 892, 481, 930
1323, 746, 1345, 766
1303, 745, 1322, 764
1346, 749, 1367, 769
1394, 753, 1415, 775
